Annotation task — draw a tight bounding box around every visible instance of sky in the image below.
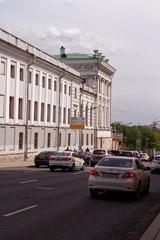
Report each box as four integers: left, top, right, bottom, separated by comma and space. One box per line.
0, 0, 160, 125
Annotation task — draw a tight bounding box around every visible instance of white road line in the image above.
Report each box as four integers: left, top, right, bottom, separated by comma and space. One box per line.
19, 179, 38, 184
3, 205, 38, 217
34, 187, 54, 190
72, 172, 83, 175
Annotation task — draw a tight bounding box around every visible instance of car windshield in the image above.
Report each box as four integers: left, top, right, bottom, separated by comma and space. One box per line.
93, 150, 106, 155
98, 157, 133, 168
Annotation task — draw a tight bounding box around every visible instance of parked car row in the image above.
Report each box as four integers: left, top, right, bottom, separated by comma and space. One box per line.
34, 150, 85, 172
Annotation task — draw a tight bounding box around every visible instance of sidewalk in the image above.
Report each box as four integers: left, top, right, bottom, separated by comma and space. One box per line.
0, 159, 34, 168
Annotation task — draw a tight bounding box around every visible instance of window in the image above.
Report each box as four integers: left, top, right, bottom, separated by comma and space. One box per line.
28, 100, 31, 120
59, 107, 61, 123
54, 81, 57, 91
34, 101, 38, 121
18, 98, 23, 119
74, 88, 77, 98
35, 73, 39, 86
86, 134, 89, 145
63, 107, 66, 123
34, 132, 38, 149
10, 64, 15, 78
48, 78, 52, 89
68, 133, 71, 146
59, 133, 61, 147
1, 60, 6, 75
47, 133, 51, 148
69, 86, 71, 96
85, 105, 88, 126
90, 106, 93, 126
20, 67, 24, 81
68, 108, 71, 124
42, 76, 45, 88
81, 133, 84, 146
60, 82, 62, 93
74, 109, 76, 117
47, 104, 51, 122
53, 105, 56, 122
19, 132, 23, 149
91, 134, 93, 145
41, 103, 44, 121
29, 71, 32, 83
9, 97, 14, 119
64, 84, 67, 94
80, 104, 83, 117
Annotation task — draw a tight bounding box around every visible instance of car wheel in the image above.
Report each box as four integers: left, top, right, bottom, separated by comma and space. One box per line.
90, 162, 95, 167
50, 167, 54, 172
134, 184, 142, 200
70, 164, 75, 172
89, 189, 98, 198
35, 164, 39, 168
144, 180, 150, 194
81, 164, 85, 171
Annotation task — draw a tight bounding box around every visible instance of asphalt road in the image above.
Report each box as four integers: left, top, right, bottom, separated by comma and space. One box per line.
1, 167, 160, 240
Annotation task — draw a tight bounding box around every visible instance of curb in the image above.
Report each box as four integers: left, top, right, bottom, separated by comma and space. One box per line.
140, 212, 160, 240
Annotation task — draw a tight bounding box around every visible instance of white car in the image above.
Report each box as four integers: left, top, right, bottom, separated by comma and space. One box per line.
140, 153, 150, 162
151, 155, 160, 173
88, 156, 150, 199
49, 151, 85, 172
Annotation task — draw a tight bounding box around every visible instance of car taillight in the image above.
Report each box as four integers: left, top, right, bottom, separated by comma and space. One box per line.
48, 156, 54, 160
63, 157, 72, 161
122, 172, 135, 178
89, 169, 100, 177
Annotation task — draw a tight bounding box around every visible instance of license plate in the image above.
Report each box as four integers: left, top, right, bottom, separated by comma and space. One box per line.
101, 172, 119, 179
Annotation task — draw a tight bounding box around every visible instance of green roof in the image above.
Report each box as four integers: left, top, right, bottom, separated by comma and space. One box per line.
54, 52, 94, 60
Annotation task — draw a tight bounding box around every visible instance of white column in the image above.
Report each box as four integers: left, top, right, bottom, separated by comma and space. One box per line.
38, 71, 42, 125
31, 69, 35, 125
44, 73, 48, 125
15, 62, 20, 123
50, 76, 54, 124
5, 58, 11, 123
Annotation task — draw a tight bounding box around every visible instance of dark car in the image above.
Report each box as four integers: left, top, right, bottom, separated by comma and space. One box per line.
34, 151, 57, 168
78, 151, 92, 165
90, 149, 109, 167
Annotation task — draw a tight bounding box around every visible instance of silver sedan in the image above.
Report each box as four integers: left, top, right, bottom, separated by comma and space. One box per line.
88, 156, 150, 199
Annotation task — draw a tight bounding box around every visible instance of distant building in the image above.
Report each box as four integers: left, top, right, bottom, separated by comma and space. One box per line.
150, 120, 160, 130
55, 47, 116, 149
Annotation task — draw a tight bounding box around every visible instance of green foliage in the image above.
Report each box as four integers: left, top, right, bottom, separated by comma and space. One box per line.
111, 122, 160, 150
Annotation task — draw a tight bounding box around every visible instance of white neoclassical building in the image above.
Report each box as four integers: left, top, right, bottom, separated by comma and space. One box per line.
56, 48, 116, 150
0, 28, 116, 161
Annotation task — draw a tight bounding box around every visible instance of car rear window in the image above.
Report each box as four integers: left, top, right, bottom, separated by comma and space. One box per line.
119, 151, 133, 157
98, 157, 133, 168
93, 150, 106, 155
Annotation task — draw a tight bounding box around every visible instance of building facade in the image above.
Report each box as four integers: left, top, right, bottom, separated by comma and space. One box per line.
56, 48, 116, 150
0, 29, 116, 160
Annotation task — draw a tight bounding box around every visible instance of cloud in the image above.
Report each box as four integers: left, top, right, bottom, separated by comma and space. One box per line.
63, 0, 74, 8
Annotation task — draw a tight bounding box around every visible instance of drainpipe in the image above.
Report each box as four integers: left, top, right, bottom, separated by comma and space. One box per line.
24, 55, 35, 160
57, 69, 65, 151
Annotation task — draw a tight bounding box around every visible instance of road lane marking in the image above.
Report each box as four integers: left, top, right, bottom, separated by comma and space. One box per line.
3, 205, 38, 217
34, 187, 54, 190
19, 179, 38, 184
72, 172, 84, 175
